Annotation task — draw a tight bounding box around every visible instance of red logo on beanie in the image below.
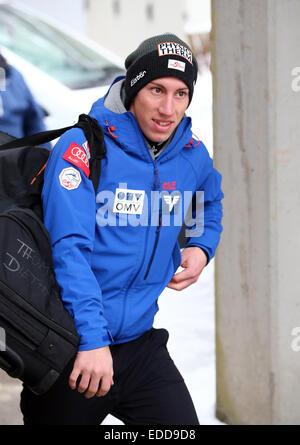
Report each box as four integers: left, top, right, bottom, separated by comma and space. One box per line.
168, 59, 186, 72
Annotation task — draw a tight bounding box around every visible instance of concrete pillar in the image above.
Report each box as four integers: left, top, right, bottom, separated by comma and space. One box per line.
211, 0, 300, 425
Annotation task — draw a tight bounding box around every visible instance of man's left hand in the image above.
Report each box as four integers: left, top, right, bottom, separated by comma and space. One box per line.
167, 247, 207, 291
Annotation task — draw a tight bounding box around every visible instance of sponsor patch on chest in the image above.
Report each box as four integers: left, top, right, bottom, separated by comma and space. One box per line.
113, 188, 145, 215
62, 142, 90, 177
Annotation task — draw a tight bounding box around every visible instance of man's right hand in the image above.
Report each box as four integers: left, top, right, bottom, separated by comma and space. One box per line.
69, 345, 114, 399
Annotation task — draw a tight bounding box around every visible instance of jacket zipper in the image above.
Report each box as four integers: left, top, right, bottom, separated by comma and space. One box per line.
143, 213, 162, 280
144, 163, 162, 280
114, 161, 161, 336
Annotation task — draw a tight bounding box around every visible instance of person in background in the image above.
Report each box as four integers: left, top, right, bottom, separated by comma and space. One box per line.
0, 53, 50, 145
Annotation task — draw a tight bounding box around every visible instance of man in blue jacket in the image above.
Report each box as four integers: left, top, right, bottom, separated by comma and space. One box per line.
21, 33, 223, 425
0, 53, 49, 140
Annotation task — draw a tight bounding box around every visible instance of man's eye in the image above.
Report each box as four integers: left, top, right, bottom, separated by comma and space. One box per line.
177, 91, 187, 98
152, 87, 161, 94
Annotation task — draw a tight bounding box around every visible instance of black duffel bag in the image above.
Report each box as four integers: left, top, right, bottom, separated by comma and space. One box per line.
0, 115, 106, 394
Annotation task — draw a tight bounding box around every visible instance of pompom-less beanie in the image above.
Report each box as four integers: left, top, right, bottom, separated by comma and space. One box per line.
124, 33, 198, 109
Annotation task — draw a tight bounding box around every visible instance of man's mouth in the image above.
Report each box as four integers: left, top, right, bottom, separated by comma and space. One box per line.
153, 119, 173, 128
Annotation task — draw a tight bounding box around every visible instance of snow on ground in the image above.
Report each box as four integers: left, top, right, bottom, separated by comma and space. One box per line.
102, 259, 225, 426
154, 259, 225, 426
188, 68, 214, 157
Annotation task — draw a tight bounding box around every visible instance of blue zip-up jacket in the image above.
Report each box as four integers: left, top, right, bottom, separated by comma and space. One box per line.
42, 77, 223, 351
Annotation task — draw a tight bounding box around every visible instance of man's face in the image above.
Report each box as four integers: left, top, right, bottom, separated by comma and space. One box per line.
129, 77, 189, 143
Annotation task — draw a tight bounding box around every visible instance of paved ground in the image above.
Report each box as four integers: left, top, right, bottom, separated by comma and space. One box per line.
0, 369, 122, 426
0, 370, 23, 425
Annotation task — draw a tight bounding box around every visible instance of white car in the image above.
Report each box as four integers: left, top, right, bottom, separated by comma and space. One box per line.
0, 1, 213, 156
0, 0, 125, 130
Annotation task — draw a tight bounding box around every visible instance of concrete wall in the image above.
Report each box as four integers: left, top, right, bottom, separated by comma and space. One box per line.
212, 0, 300, 424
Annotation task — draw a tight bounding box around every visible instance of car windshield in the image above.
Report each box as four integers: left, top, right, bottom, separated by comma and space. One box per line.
0, 4, 124, 89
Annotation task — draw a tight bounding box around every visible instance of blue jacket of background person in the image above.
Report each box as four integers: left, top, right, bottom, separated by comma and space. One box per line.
0, 55, 50, 147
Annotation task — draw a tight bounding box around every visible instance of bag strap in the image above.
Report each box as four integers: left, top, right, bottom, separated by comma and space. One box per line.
0, 114, 106, 194
76, 114, 106, 194
0, 126, 74, 151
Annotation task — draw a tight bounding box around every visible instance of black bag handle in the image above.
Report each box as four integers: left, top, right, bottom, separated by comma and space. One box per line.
0, 345, 25, 378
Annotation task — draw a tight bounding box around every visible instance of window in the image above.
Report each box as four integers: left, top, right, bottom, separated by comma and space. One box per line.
0, 4, 124, 89
146, 3, 154, 21
113, 0, 120, 16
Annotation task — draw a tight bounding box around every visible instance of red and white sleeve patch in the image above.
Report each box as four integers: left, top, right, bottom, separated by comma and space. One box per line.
62, 142, 90, 177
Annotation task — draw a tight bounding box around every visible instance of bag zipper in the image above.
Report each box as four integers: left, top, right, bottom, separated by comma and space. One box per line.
0, 296, 46, 344
0, 278, 78, 347
0, 315, 39, 351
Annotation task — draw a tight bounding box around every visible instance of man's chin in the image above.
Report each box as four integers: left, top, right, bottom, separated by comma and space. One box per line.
148, 132, 171, 144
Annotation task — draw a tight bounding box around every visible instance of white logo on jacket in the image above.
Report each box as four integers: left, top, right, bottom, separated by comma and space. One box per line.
59, 167, 81, 190
163, 194, 180, 212
113, 188, 145, 215
82, 141, 91, 160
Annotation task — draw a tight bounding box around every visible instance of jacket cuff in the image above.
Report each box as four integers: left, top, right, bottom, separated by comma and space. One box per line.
185, 245, 209, 266
77, 330, 114, 351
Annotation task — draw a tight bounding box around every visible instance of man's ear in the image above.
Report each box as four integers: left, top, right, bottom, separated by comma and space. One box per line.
129, 99, 135, 115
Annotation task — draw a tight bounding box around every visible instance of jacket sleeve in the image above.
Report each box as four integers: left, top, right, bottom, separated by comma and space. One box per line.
184, 142, 224, 263
41, 128, 111, 351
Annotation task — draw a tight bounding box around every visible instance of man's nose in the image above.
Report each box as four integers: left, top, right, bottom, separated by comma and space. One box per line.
158, 95, 174, 116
